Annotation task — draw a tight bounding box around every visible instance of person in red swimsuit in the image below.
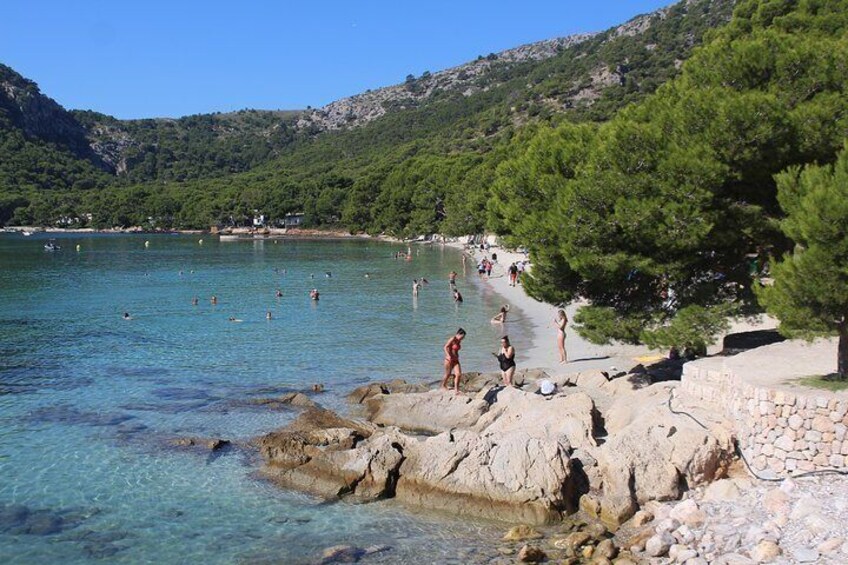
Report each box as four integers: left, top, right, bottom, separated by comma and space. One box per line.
441, 328, 466, 394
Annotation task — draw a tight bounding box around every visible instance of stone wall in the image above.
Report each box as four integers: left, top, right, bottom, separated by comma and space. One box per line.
681, 361, 848, 476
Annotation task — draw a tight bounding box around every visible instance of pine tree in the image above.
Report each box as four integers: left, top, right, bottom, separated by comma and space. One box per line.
756, 143, 848, 379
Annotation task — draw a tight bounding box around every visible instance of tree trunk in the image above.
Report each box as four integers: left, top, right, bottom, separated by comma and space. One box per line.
839, 326, 848, 380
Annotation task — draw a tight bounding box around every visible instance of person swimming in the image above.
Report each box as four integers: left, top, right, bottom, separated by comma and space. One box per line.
122, 312, 132, 320
191, 297, 199, 306
309, 289, 320, 301
266, 311, 273, 320
211, 295, 218, 305
275, 289, 283, 298
325, 272, 332, 278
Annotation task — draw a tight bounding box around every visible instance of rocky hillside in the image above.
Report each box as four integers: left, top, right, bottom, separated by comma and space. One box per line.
297, 4, 694, 132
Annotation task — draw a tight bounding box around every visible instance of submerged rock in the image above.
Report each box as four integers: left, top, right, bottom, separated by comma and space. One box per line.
170, 437, 230, 451
249, 392, 317, 409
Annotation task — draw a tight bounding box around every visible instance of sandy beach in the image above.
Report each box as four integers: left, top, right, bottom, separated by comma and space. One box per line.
447, 242, 657, 377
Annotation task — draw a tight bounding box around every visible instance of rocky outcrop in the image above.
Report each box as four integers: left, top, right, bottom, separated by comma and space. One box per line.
248, 392, 317, 409
364, 389, 490, 434
396, 430, 577, 524
258, 370, 736, 529
346, 379, 429, 404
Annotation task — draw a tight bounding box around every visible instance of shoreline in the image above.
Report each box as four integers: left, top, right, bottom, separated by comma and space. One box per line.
446, 241, 656, 377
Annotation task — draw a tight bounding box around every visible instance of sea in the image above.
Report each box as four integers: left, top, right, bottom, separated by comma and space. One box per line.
0, 233, 530, 564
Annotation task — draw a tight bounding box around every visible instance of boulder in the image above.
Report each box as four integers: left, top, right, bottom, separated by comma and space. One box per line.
503, 524, 544, 541
346, 379, 429, 404
260, 432, 404, 503
364, 389, 490, 434
286, 407, 375, 438
517, 544, 547, 563
395, 429, 576, 524
750, 540, 781, 563
597, 394, 731, 506
320, 544, 365, 563
472, 387, 598, 447
703, 479, 741, 502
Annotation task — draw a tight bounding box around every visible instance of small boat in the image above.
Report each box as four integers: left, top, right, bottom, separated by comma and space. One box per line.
22, 230, 33, 237
44, 240, 61, 251
219, 234, 241, 241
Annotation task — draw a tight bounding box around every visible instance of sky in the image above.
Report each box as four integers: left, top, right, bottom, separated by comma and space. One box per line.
1, 0, 673, 119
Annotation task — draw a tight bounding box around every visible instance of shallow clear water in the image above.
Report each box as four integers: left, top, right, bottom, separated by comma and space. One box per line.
0, 233, 527, 563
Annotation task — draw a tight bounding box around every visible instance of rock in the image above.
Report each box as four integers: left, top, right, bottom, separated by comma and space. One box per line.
347, 379, 428, 404
624, 526, 654, 552
558, 531, 591, 551
320, 544, 365, 563
792, 547, 819, 562
599, 494, 637, 530
363, 544, 390, 556
286, 407, 375, 438
517, 544, 547, 563
597, 390, 731, 506
595, 538, 618, 559
497, 546, 515, 555
260, 430, 403, 503
503, 525, 543, 542
645, 532, 674, 557
472, 387, 598, 447
655, 517, 681, 533
684, 558, 709, 565
714, 554, 754, 564
170, 437, 230, 451
580, 494, 601, 518
817, 537, 843, 554
365, 389, 490, 433
585, 522, 608, 540
703, 479, 741, 502
762, 488, 790, 515
675, 549, 698, 562
675, 524, 695, 545
395, 429, 577, 524
750, 540, 781, 563
250, 392, 317, 409
631, 509, 654, 527
669, 499, 706, 527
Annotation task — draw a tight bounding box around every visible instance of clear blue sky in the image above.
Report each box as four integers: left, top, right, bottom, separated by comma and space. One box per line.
1, 0, 673, 119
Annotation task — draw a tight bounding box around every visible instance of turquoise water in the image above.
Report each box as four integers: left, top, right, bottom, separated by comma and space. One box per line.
0, 233, 527, 564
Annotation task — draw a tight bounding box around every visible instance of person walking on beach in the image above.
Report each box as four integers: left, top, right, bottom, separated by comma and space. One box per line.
491, 305, 509, 324
555, 309, 568, 364
508, 263, 518, 287
493, 336, 516, 386
441, 328, 466, 394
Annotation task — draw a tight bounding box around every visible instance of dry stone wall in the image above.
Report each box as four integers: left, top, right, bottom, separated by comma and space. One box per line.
681, 361, 848, 476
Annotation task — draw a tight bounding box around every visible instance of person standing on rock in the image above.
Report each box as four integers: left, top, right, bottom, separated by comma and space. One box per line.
494, 335, 516, 386
441, 328, 466, 394
555, 309, 568, 364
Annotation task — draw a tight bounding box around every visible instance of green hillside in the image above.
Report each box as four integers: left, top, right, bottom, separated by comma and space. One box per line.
0, 0, 735, 229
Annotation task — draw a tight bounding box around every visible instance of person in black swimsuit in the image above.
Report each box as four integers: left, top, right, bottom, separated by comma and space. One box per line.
493, 335, 516, 386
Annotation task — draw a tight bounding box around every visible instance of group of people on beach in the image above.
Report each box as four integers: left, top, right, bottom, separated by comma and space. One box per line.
440, 329, 517, 393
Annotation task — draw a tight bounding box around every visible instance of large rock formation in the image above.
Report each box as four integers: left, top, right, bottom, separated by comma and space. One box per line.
257, 372, 734, 528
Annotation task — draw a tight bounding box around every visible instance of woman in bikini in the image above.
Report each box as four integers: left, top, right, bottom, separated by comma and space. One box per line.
555, 309, 568, 364
494, 335, 516, 386
491, 304, 509, 324
441, 328, 466, 394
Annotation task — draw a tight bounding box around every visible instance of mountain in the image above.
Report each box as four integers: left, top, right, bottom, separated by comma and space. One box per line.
0, 0, 737, 228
